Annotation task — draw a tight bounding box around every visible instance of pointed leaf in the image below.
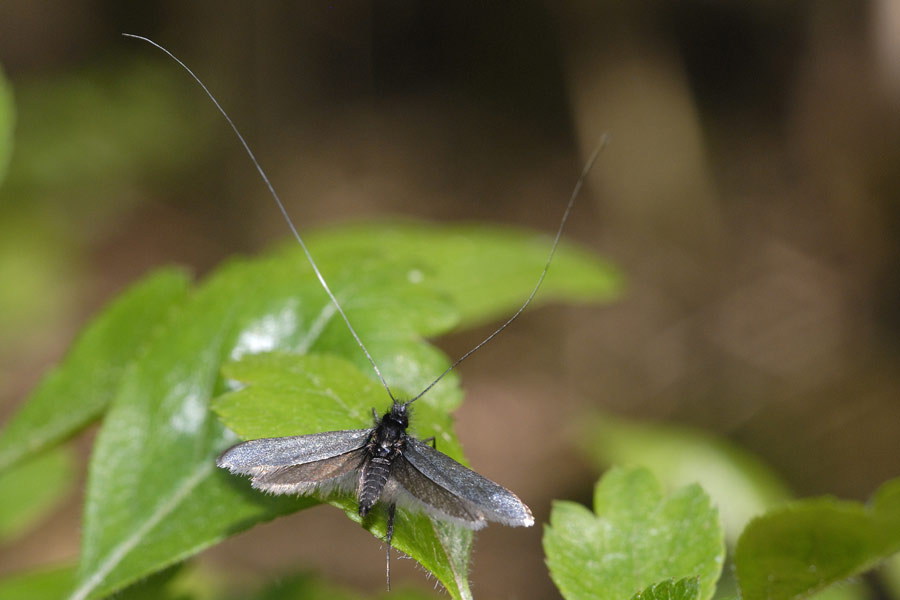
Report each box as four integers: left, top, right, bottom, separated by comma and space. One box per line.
0, 268, 190, 473
0, 563, 192, 600
70, 261, 322, 600
734, 477, 900, 600
544, 467, 725, 600
305, 222, 623, 326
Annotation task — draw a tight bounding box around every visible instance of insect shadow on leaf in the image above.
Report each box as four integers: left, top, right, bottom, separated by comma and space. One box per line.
124, 33, 607, 591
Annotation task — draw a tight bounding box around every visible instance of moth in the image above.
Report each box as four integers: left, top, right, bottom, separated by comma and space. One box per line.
216, 399, 534, 535
125, 33, 605, 589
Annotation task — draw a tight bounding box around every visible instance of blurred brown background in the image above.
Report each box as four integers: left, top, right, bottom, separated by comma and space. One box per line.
1, 2, 899, 598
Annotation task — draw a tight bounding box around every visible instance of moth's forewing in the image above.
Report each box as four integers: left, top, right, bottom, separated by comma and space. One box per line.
217, 429, 371, 476
389, 456, 485, 529
399, 437, 534, 527
250, 447, 368, 495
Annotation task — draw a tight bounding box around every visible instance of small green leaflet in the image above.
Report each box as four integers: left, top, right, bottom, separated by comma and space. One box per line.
543, 466, 724, 600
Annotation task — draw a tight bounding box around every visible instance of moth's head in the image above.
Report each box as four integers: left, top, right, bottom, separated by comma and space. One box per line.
383, 400, 409, 429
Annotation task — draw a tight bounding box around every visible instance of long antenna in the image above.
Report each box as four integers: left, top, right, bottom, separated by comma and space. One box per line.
406, 135, 609, 405
123, 34, 397, 402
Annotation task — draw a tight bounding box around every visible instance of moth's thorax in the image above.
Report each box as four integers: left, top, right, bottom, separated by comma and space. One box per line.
382, 403, 409, 429
370, 406, 409, 458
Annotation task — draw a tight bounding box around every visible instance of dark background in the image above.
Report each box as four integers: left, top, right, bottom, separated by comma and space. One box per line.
1, 2, 899, 598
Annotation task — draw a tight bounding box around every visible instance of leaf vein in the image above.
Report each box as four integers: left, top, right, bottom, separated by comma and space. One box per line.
69, 460, 214, 600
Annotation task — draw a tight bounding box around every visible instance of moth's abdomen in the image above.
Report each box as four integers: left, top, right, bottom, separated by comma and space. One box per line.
358, 457, 392, 517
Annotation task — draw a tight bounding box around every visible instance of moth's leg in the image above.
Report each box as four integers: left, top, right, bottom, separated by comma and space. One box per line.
386, 502, 396, 591
421, 436, 436, 448
372, 407, 379, 422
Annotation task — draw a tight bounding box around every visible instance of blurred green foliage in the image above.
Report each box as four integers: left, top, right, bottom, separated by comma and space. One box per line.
0, 59, 212, 350
583, 413, 792, 545
0, 64, 13, 183
1, 60, 209, 209
0, 565, 76, 600
0, 447, 74, 544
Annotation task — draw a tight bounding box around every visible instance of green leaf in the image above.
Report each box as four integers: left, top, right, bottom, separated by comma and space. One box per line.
631, 578, 701, 600
304, 221, 624, 326
70, 260, 318, 600
0, 62, 13, 185
582, 414, 792, 545
0, 447, 75, 543
340, 509, 470, 600
544, 467, 725, 600
110, 564, 193, 600
0, 268, 190, 473
734, 477, 900, 600
3, 562, 193, 600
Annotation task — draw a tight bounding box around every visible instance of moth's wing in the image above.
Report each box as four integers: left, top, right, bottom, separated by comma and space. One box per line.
250, 447, 368, 495
217, 429, 371, 476
389, 454, 486, 529
397, 437, 534, 528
